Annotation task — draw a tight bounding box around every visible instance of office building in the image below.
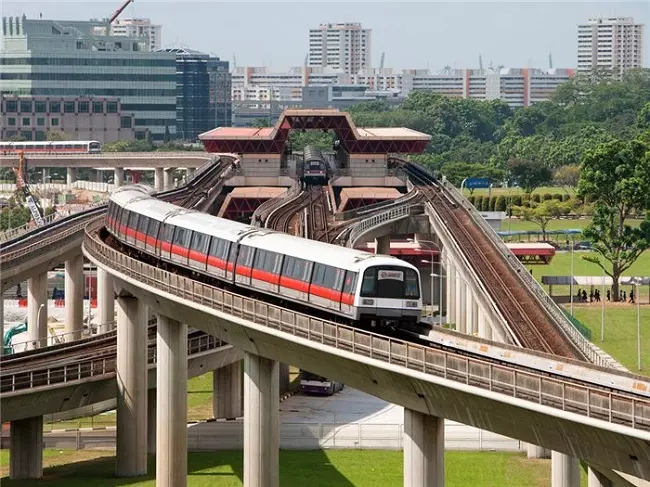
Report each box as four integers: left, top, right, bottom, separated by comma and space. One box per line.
1, 15, 176, 141
308, 22, 371, 74
160, 47, 231, 139
1, 94, 135, 142
577, 17, 644, 79
111, 18, 162, 52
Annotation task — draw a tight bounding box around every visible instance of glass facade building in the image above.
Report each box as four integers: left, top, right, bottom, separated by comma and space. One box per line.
1, 16, 177, 141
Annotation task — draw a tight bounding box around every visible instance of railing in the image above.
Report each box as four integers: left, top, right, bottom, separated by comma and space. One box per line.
438, 177, 616, 369
346, 204, 419, 248
4, 322, 117, 355
0, 329, 227, 394
335, 188, 420, 222
83, 225, 650, 431
252, 183, 301, 227
0, 152, 212, 159
0, 213, 58, 242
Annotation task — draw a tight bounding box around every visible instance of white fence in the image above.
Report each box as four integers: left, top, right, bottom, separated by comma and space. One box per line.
0, 181, 115, 194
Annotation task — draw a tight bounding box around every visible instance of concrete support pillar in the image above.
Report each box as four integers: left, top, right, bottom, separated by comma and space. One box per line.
116, 295, 148, 477
97, 268, 115, 333
9, 416, 43, 480
587, 467, 612, 487
66, 167, 77, 185
154, 167, 164, 192
163, 169, 172, 189
374, 235, 390, 255
213, 361, 243, 419
527, 444, 551, 459
156, 315, 188, 487
27, 273, 47, 350
551, 451, 580, 487
41, 167, 49, 183
147, 388, 156, 455
403, 409, 444, 487
95, 169, 103, 183
455, 274, 466, 333
186, 167, 195, 180
464, 288, 474, 336
446, 262, 455, 325
1, 296, 4, 357
279, 363, 290, 395
244, 353, 279, 487
64, 254, 84, 342
114, 167, 124, 188
471, 300, 479, 335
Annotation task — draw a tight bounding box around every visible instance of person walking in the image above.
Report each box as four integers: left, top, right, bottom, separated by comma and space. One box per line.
606, 290, 611, 302
630, 288, 635, 304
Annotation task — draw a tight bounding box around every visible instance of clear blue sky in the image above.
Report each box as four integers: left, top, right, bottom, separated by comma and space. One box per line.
3, 1, 649, 70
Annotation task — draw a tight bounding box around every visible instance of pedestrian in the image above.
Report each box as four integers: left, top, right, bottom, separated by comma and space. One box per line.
595, 290, 600, 302
623, 291, 627, 302
630, 288, 634, 304
606, 290, 611, 301
582, 290, 587, 303
577, 288, 582, 302
589, 290, 594, 303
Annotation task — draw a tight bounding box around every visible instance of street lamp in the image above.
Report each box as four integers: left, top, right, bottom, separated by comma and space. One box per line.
636, 279, 642, 371
407, 238, 441, 319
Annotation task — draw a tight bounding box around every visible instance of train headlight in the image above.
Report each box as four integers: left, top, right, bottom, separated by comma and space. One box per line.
405, 301, 419, 308
362, 299, 374, 306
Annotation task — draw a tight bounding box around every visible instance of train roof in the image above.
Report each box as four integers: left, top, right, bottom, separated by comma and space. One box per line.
167, 212, 254, 242
0, 140, 100, 145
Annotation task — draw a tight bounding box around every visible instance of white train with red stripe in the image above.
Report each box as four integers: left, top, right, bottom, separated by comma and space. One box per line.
106, 185, 422, 327
0, 141, 101, 154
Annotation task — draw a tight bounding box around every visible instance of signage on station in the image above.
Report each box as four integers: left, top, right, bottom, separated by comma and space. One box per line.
464, 177, 491, 189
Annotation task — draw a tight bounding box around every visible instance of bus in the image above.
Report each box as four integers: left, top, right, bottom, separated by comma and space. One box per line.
299, 370, 344, 396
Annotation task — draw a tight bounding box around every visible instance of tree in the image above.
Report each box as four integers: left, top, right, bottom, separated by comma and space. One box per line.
553, 165, 580, 189
514, 200, 571, 240
507, 159, 553, 195
46, 131, 73, 141
579, 139, 650, 301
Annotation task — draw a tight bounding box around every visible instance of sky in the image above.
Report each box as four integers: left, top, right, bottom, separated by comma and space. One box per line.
2, 0, 649, 71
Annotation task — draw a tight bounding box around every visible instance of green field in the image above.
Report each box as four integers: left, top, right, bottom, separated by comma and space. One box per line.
0, 450, 589, 486
502, 218, 644, 234
462, 186, 575, 197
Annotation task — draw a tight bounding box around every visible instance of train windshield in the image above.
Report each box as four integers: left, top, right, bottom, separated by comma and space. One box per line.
89, 142, 101, 152
360, 267, 420, 299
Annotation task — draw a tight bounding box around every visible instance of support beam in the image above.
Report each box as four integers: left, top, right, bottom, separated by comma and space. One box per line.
114, 167, 124, 188
116, 295, 147, 477
156, 315, 188, 487
27, 273, 47, 350
527, 444, 551, 459
10, 416, 43, 480
163, 169, 172, 189
213, 361, 243, 419
147, 388, 156, 455
154, 167, 164, 192
465, 288, 474, 336
64, 254, 84, 342
587, 468, 613, 487
41, 167, 49, 183
1, 296, 4, 357
97, 268, 115, 333
552, 451, 580, 487
66, 167, 77, 185
374, 235, 390, 255
186, 167, 195, 180
471, 300, 479, 335
244, 353, 279, 487
403, 409, 444, 487
446, 262, 455, 325
279, 363, 290, 395
455, 273, 466, 333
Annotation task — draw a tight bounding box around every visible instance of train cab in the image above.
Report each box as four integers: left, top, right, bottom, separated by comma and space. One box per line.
302, 145, 329, 186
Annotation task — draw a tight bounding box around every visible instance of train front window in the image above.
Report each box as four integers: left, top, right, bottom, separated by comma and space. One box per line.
360, 267, 420, 300
404, 270, 420, 299
89, 142, 101, 152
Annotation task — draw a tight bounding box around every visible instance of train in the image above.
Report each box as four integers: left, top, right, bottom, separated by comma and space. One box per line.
301, 145, 329, 186
106, 185, 423, 328
299, 369, 344, 395
0, 141, 102, 155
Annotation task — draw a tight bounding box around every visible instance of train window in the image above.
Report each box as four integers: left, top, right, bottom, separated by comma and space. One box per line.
190, 232, 206, 252
254, 250, 267, 270
228, 244, 239, 264
209, 237, 226, 259
118, 209, 128, 234
282, 256, 295, 277
312, 263, 327, 287
128, 212, 138, 232
323, 266, 340, 290
404, 270, 420, 299
147, 219, 160, 240
237, 246, 250, 267
160, 224, 174, 243
360, 268, 377, 297
342, 272, 358, 294
137, 215, 148, 235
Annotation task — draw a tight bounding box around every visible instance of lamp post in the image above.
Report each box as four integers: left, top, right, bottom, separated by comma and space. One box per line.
408, 238, 441, 319
570, 235, 575, 316
601, 265, 605, 342
637, 280, 642, 371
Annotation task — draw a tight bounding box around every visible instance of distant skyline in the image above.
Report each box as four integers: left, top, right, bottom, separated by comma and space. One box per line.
2, 1, 648, 70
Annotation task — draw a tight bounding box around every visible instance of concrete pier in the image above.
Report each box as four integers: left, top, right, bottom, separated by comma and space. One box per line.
403, 409, 444, 487
163, 168, 172, 189
213, 361, 243, 419
156, 315, 188, 487
527, 444, 551, 459
587, 467, 612, 487
147, 388, 157, 455
115, 295, 147, 477
374, 235, 390, 255
186, 167, 195, 180
9, 416, 43, 479
552, 452, 580, 487
66, 167, 77, 185
455, 276, 466, 333
446, 263, 455, 325
97, 268, 115, 333
154, 167, 164, 192
244, 353, 279, 487
64, 254, 84, 341
27, 273, 47, 349
114, 167, 124, 188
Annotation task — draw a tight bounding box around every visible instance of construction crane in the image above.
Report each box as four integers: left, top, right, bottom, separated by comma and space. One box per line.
13, 151, 45, 227
109, 0, 134, 24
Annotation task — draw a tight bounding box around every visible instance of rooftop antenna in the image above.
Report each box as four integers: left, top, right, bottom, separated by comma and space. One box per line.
304, 53, 308, 67
232, 53, 236, 69
379, 51, 385, 70
479, 53, 483, 70
548, 52, 553, 69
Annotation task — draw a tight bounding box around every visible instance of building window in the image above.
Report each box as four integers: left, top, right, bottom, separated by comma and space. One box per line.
92, 101, 104, 113
51, 118, 59, 126
21, 131, 33, 141
78, 101, 89, 113
135, 130, 147, 140
64, 102, 75, 113
120, 116, 132, 128
35, 131, 46, 141
20, 101, 32, 113
37, 117, 45, 126
6, 101, 17, 112
22, 118, 31, 126
107, 102, 118, 113
8, 117, 16, 126
35, 101, 47, 113
50, 102, 61, 113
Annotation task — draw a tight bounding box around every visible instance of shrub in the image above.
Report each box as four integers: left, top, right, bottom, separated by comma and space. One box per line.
542, 193, 553, 201
532, 194, 541, 203
495, 195, 507, 212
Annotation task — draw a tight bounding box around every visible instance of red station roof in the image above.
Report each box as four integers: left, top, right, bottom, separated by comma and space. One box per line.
199, 109, 431, 155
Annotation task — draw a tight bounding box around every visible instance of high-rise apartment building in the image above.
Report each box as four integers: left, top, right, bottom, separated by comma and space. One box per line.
577, 17, 644, 79
111, 18, 162, 52
308, 23, 371, 74
0, 16, 176, 141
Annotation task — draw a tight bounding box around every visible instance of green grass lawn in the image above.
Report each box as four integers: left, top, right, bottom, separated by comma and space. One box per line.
0, 450, 588, 486
462, 186, 575, 197
502, 218, 644, 234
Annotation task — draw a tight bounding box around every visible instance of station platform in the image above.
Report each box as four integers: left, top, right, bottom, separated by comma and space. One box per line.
218, 187, 286, 221
337, 187, 401, 213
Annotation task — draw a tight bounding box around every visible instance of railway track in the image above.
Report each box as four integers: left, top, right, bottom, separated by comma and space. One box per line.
308, 187, 333, 241
404, 162, 582, 360
265, 189, 312, 234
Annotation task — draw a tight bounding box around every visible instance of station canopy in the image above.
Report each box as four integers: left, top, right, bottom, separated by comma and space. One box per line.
199, 109, 431, 155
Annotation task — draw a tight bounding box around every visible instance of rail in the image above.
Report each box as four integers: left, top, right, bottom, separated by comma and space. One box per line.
3, 322, 117, 355
346, 204, 418, 248
436, 173, 615, 368
251, 183, 300, 227
335, 188, 420, 222
0, 330, 226, 394
0, 152, 212, 160
82, 225, 650, 431
0, 213, 58, 242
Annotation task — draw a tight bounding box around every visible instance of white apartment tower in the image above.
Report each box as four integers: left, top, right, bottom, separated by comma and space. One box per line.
577, 17, 644, 79
111, 18, 162, 51
308, 23, 371, 74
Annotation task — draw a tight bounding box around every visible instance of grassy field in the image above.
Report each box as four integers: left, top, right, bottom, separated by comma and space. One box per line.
503, 218, 644, 234
462, 186, 575, 197
0, 449, 589, 486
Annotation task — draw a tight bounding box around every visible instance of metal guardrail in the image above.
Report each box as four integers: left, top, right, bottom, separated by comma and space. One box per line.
83, 225, 650, 431
252, 183, 301, 227
0, 330, 226, 394
0, 152, 211, 160
346, 205, 416, 248
0, 213, 58, 242
5, 322, 117, 354
335, 188, 420, 222
438, 177, 613, 369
